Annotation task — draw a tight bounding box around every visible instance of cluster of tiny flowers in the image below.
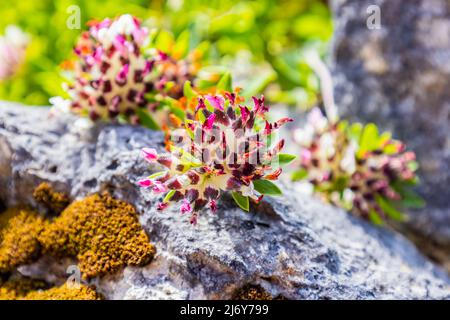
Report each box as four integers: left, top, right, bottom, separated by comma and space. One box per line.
59, 15, 155, 122
57, 14, 194, 124
0, 26, 29, 80
293, 108, 418, 222
139, 92, 292, 224
153, 52, 198, 100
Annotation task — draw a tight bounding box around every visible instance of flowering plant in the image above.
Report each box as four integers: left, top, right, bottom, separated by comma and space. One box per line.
138, 89, 296, 224
292, 108, 424, 224
51, 14, 198, 128
0, 26, 29, 81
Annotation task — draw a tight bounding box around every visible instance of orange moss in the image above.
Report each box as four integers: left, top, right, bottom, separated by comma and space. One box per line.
1, 189, 155, 280
39, 193, 156, 279
0, 208, 47, 273
0, 277, 48, 300
25, 283, 102, 300
0, 277, 102, 300
33, 182, 70, 215
232, 284, 273, 300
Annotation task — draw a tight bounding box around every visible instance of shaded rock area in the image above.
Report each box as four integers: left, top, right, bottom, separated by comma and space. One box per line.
331, 0, 450, 265
0, 103, 449, 299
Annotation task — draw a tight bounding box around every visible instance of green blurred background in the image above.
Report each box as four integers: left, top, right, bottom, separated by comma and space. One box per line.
0, 0, 332, 107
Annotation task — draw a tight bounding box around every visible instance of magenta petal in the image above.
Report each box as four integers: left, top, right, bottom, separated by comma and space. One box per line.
141, 148, 158, 162
97, 18, 111, 29
264, 121, 272, 134
210, 200, 217, 213
138, 178, 153, 188
203, 113, 216, 130
224, 92, 236, 105
143, 60, 154, 74
205, 95, 224, 111
195, 98, 206, 112
252, 95, 268, 115
180, 199, 193, 214
132, 27, 148, 45
239, 106, 250, 123
152, 181, 167, 193
158, 51, 169, 61
275, 117, 294, 128
190, 213, 198, 225
157, 202, 169, 211
116, 64, 129, 83
113, 35, 127, 55
93, 47, 103, 64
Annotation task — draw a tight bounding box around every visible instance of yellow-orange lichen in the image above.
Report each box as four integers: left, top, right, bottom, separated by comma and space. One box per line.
25, 283, 103, 300
38, 193, 156, 279
232, 284, 274, 300
33, 182, 70, 215
0, 208, 47, 273
0, 277, 48, 300
0, 277, 102, 300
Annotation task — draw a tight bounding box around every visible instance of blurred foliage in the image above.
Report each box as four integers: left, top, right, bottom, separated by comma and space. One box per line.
0, 0, 332, 107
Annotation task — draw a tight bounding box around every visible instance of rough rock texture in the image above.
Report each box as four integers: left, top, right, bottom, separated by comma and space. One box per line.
0, 104, 449, 299
331, 0, 450, 256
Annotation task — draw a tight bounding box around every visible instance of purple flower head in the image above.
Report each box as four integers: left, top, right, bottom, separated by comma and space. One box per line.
293, 109, 421, 224
138, 92, 292, 224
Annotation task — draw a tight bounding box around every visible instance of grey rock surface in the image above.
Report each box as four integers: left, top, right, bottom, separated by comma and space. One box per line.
331, 0, 450, 252
0, 104, 449, 299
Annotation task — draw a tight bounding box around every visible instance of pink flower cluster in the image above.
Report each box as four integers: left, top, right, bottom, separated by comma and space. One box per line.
57, 14, 193, 124
0, 26, 29, 81
293, 108, 419, 223
139, 92, 292, 224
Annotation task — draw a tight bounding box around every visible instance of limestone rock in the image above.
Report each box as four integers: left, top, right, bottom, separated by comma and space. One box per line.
331, 0, 450, 252
0, 104, 449, 299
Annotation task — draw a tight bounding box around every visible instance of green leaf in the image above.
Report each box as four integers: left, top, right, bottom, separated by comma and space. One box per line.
164, 96, 186, 121
407, 161, 419, 172
375, 195, 405, 221
148, 171, 166, 179
163, 190, 176, 203
383, 144, 398, 155
183, 81, 196, 100
379, 131, 392, 146
169, 104, 186, 121
337, 120, 348, 132
401, 194, 426, 209
173, 30, 190, 59
241, 70, 276, 98
291, 169, 308, 181
197, 109, 206, 123
170, 146, 202, 167
391, 182, 426, 208
232, 192, 249, 212
369, 209, 383, 225
164, 81, 176, 93
399, 188, 426, 208
136, 109, 160, 131
155, 30, 175, 54
359, 123, 379, 153
253, 179, 282, 196
348, 122, 363, 141
217, 72, 233, 92
277, 153, 297, 166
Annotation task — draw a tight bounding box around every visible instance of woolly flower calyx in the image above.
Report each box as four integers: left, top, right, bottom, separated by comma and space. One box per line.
139, 91, 295, 224
292, 108, 423, 224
